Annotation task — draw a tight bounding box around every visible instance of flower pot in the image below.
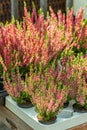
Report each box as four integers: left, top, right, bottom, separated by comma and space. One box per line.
15, 91, 33, 108
73, 103, 87, 113
17, 101, 33, 108
37, 115, 57, 125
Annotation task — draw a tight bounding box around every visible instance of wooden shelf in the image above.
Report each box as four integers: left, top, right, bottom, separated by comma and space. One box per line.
0, 106, 33, 130
69, 123, 87, 130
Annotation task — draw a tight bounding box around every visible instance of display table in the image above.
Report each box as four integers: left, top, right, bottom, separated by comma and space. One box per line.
0, 107, 87, 130
0, 96, 86, 130
0, 106, 33, 130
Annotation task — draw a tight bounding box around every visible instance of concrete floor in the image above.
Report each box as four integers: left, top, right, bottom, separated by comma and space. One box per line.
0, 121, 10, 130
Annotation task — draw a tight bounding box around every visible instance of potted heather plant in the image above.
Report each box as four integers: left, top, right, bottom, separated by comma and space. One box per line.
27, 66, 69, 124
72, 55, 87, 112
3, 68, 32, 108
60, 51, 87, 112
58, 50, 78, 100
34, 86, 68, 124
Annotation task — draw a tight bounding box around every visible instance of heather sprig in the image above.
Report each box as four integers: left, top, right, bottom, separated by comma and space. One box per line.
3, 68, 25, 98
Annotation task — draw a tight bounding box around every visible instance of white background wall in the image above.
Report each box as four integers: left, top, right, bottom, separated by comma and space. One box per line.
74, 0, 87, 18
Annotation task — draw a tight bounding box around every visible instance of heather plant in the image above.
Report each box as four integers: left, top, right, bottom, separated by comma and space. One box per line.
0, 21, 23, 73
22, 7, 87, 69
26, 65, 69, 121
34, 84, 68, 122
0, 7, 87, 76
3, 67, 31, 105
72, 55, 87, 109
59, 50, 87, 106
57, 50, 77, 99
3, 69, 24, 98
0, 6, 87, 113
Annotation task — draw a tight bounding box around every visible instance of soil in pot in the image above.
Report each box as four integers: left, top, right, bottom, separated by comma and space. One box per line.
17, 101, 33, 108
37, 115, 57, 125
73, 103, 87, 113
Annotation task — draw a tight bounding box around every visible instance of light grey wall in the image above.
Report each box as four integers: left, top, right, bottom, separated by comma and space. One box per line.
40, 0, 47, 17
11, 0, 18, 19
66, 0, 73, 9
74, 0, 87, 18
11, 0, 47, 19
11, 0, 74, 19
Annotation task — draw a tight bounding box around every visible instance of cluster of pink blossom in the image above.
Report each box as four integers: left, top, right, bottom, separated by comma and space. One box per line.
58, 52, 87, 108
3, 70, 25, 98
0, 8, 87, 72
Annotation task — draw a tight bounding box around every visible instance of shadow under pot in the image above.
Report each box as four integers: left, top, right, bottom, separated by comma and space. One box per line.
17, 100, 33, 108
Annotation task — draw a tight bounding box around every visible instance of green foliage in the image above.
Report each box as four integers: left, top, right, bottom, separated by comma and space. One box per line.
24, 1, 27, 7
17, 91, 31, 104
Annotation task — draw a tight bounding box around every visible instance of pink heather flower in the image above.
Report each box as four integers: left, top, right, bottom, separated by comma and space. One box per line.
31, 8, 37, 23
76, 95, 85, 106
47, 99, 54, 113
66, 9, 74, 33
53, 103, 59, 113
57, 10, 63, 25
